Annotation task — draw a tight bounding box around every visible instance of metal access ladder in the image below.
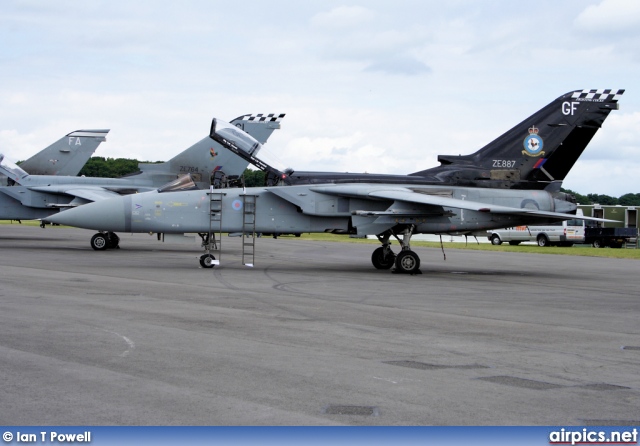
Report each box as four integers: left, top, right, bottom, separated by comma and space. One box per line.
241, 194, 258, 267
206, 189, 225, 265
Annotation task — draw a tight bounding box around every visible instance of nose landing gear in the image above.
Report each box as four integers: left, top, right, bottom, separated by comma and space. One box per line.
90, 232, 120, 250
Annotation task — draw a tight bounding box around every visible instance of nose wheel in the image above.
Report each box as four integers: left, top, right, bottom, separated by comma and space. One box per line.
199, 254, 216, 268
90, 232, 120, 250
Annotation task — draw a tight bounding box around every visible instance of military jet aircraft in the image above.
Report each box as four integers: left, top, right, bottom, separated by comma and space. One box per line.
0, 114, 284, 227
46, 90, 622, 273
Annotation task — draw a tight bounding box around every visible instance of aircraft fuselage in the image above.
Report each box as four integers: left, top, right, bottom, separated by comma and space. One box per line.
51, 184, 575, 237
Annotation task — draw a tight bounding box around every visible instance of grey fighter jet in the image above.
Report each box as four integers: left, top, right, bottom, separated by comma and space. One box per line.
46, 90, 621, 273
0, 114, 284, 223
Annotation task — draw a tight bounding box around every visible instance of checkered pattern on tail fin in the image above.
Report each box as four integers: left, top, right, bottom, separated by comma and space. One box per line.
570, 89, 624, 102
235, 113, 286, 122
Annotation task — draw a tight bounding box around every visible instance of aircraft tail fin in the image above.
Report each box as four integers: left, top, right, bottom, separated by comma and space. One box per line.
19, 129, 109, 176
230, 113, 285, 144
138, 114, 285, 185
413, 89, 623, 189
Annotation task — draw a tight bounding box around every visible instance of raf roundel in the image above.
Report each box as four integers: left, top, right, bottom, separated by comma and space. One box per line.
232, 199, 243, 211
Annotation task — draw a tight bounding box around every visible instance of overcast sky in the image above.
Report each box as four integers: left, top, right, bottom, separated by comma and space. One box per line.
1, 0, 639, 196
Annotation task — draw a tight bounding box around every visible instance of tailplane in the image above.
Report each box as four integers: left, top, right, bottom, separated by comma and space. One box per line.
413, 89, 623, 189
19, 129, 109, 176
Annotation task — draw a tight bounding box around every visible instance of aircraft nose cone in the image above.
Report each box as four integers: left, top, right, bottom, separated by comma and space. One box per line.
46, 196, 128, 231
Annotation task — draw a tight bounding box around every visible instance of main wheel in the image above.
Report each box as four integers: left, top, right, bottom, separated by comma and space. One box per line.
90, 233, 108, 251
199, 254, 216, 268
592, 239, 604, 248
490, 234, 502, 245
371, 247, 396, 270
537, 234, 550, 247
394, 250, 421, 274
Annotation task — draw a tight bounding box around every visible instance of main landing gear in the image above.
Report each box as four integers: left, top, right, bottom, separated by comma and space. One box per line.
90, 232, 120, 250
371, 225, 421, 275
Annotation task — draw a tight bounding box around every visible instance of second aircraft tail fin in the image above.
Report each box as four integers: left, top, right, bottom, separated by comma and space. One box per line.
138, 114, 285, 186
19, 129, 109, 176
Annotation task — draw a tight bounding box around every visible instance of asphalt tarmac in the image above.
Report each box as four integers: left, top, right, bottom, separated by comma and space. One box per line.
1, 225, 638, 426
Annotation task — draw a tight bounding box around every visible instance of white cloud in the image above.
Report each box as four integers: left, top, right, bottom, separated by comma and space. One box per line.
364, 55, 431, 76
575, 0, 640, 31
311, 6, 375, 28
564, 160, 640, 196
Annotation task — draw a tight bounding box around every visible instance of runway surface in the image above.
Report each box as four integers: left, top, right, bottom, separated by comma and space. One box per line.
1, 225, 639, 425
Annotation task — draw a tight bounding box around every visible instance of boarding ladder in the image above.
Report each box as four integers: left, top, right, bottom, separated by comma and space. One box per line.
206, 188, 225, 263
241, 194, 258, 266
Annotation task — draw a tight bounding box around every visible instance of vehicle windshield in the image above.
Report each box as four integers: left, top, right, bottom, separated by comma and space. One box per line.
214, 119, 262, 156
157, 174, 199, 193
0, 153, 29, 182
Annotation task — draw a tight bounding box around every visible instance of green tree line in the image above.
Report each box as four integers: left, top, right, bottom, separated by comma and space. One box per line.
78, 157, 143, 178
560, 188, 640, 206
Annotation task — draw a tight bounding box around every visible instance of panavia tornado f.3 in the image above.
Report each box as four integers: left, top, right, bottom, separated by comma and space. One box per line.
46, 89, 623, 273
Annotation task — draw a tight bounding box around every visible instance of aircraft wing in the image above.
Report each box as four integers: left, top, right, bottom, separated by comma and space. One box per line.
309, 185, 614, 223
29, 186, 122, 202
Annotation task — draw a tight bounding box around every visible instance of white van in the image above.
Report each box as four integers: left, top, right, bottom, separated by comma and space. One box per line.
487, 210, 586, 247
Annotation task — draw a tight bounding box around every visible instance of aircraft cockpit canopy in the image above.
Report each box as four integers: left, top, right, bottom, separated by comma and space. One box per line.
157, 174, 199, 193
0, 153, 29, 182
212, 118, 263, 156
210, 117, 291, 179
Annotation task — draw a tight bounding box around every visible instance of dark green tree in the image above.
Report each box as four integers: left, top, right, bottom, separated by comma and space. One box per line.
78, 157, 141, 178
561, 188, 591, 205
242, 168, 265, 187
618, 193, 640, 206
586, 193, 618, 205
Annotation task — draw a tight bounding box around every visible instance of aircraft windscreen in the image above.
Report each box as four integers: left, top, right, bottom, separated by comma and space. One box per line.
0, 154, 29, 181
215, 119, 263, 156
157, 174, 199, 193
